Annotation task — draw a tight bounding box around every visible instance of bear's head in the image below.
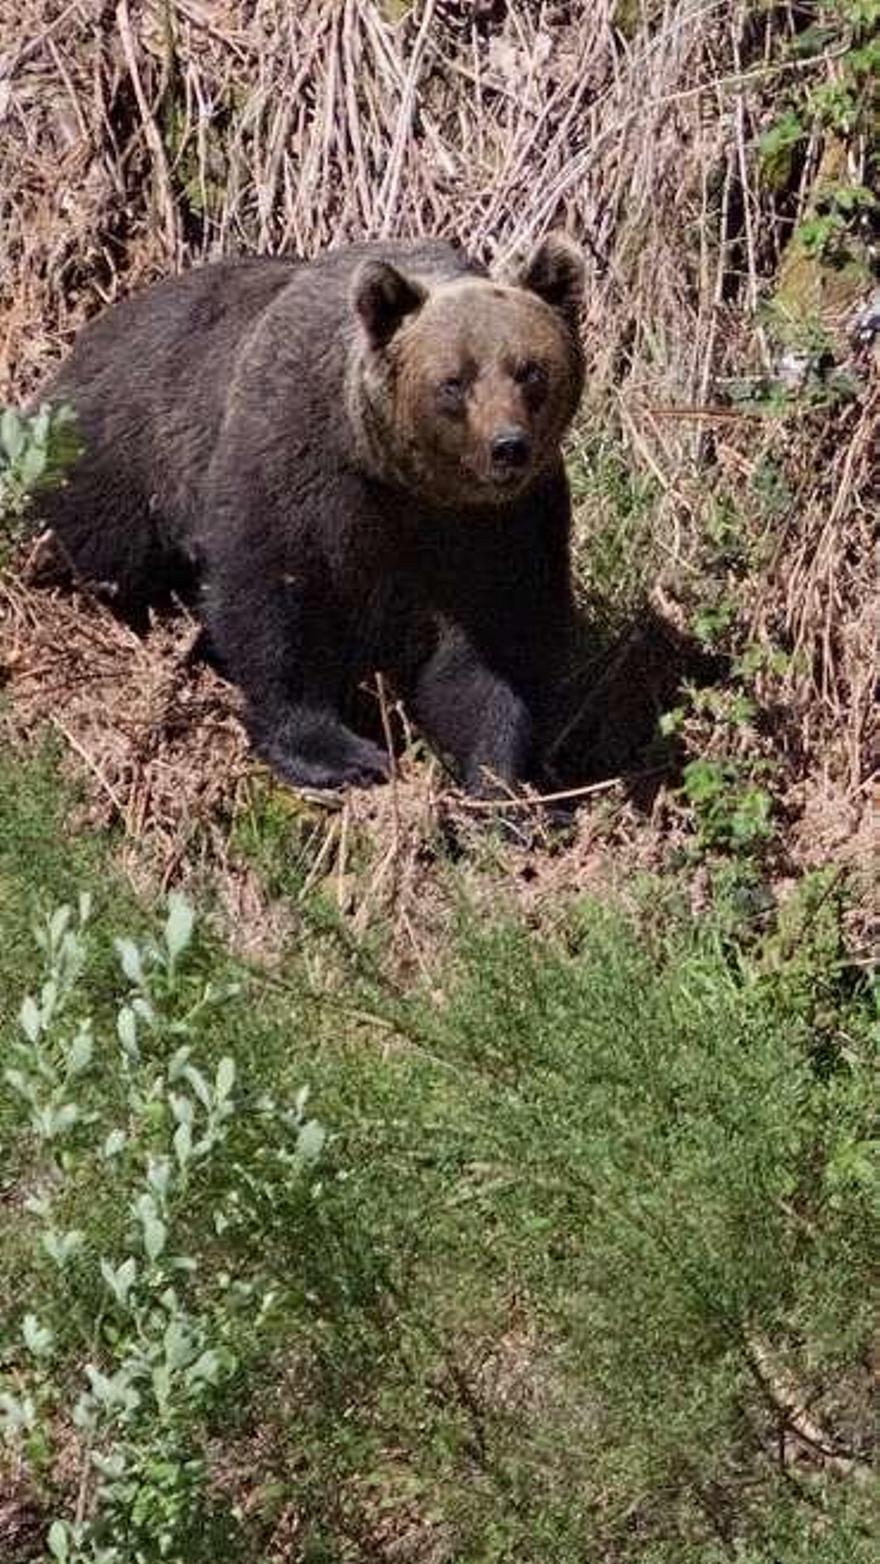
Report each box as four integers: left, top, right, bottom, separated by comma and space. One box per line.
350, 233, 585, 509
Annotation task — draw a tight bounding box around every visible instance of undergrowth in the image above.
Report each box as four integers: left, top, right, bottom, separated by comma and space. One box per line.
1, 753, 876, 1563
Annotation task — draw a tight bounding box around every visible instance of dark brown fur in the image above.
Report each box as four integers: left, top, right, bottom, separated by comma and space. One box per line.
38, 235, 585, 793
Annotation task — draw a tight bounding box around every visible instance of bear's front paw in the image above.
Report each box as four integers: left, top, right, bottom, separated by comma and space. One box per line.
258, 727, 391, 791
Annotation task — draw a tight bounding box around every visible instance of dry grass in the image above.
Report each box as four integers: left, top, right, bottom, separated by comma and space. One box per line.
5, 1, 860, 392
0, 563, 246, 876
0, 0, 876, 921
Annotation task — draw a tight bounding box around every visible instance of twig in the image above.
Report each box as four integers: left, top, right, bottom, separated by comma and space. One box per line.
376, 0, 437, 236
746, 1338, 873, 1482
50, 715, 126, 819
456, 769, 666, 812
116, 0, 181, 261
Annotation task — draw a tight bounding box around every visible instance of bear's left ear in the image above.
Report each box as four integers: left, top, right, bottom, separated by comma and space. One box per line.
516, 232, 585, 327
352, 260, 428, 350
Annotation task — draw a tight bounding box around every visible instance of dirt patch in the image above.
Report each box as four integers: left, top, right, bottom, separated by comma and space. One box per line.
0, 1491, 45, 1564
0, 548, 249, 889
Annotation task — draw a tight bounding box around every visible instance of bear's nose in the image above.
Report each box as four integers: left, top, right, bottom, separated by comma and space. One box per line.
490, 428, 531, 471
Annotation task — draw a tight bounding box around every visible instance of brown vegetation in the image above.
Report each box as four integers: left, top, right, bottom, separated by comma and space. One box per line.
0, 1, 876, 924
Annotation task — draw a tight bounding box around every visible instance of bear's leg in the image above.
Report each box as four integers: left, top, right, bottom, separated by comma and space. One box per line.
251, 706, 391, 791
410, 631, 533, 795
204, 578, 390, 790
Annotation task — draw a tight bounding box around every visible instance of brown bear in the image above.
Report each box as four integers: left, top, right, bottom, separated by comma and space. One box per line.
38, 234, 585, 794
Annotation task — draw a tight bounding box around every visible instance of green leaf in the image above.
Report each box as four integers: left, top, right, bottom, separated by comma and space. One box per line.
19, 994, 40, 1043
18, 441, 47, 490
72, 1392, 97, 1431
47, 1520, 69, 1563
297, 1119, 326, 1164
152, 1361, 172, 1410
40, 979, 59, 1025
42, 1229, 84, 1266
103, 1128, 127, 1158
0, 407, 24, 463
91, 1450, 127, 1479
0, 1389, 37, 1435
164, 893, 194, 963
4, 1068, 33, 1101
189, 1348, 223, 1385
173, 1119, 193, 1168
30, 406, 50, 447
22, 1313, 53, 1359
171, 1092, 194, 1126
115, 938, 144, 985
184, 1064, 211, 1110
831, 183, 877, 213
48, 905, 72, 946
146, 1156, 172, 1200
168, 1045, 192, 1079
163, 1316, 193, 1369
758, 109, 805, 187
758, 109, 804, 159
682, 759, 727, 805
100, 1256, 137, 1308
116, 1004, 139, 1060
66, 1025, 93, 1076
48, 1102, 80, 1137
215, 1055, 236, 1102
85, 1365, 114, 1404
142, 1211, 167, 1262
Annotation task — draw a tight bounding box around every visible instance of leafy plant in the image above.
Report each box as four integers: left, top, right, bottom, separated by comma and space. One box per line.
758, 107, 807, 188
760, 1, 879, 265
0, 404, 82, 557
796, 183, 877, 263
679, 755, 774, 853
661, 658, 778, 859
1, 894, 324, 1564
0, 742, 876, 1561
567, 423, 660, 626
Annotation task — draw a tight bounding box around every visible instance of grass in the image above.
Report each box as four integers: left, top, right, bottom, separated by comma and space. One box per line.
1, 748, 876, 1563
567, 422, 661, 630
0, 741, 137, 1021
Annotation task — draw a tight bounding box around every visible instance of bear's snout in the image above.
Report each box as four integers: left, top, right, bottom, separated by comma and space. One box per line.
489, 426, 531, 474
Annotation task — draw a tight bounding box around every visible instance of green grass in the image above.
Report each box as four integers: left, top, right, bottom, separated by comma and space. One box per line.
0, 749, 876, 1563
567, 421, 661, 630
0, 740, 140, 1024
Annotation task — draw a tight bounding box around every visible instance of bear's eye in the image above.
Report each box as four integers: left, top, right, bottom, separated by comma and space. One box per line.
514, 361, 547, 391
436, 376, 467, 415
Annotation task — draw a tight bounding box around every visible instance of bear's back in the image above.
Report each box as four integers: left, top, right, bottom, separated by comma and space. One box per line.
48, 258, 297, 448
35, 239, 486, 611
45, 239, 480, 468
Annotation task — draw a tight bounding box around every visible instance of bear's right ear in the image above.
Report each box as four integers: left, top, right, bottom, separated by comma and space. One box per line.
352, 261, 428, 349
516, 232, 585, 328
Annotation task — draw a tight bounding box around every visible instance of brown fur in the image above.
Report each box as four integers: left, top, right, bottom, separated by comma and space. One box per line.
38, 234, 585, 794
349, 255, 583, 508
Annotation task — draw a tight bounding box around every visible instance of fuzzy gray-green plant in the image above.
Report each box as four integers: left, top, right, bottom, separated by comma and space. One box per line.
0, 404, 82, 564
1, 891, 324, 1564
